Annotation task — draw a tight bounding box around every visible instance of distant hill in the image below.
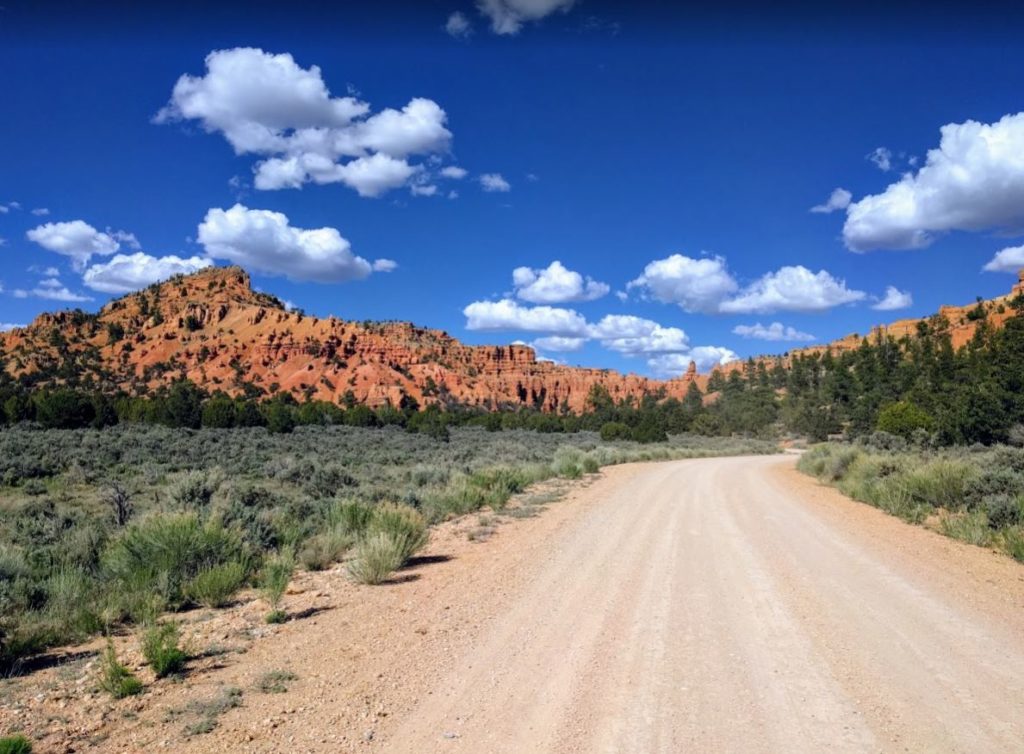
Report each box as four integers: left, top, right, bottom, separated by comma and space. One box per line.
0, 266, 701, 411
3, 265, 1022, 411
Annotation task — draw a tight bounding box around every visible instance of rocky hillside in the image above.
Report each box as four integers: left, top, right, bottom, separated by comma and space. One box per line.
717, 270, 1024, 377
4, 265, 1022, 411
0, 266, 702, 412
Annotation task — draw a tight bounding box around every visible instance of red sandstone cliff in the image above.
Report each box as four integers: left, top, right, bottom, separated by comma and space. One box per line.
0, 267, 703, 412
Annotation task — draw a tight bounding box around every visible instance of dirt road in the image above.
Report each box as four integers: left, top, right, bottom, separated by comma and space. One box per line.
385, 455, 1024, 753
14, 455, 1024, 752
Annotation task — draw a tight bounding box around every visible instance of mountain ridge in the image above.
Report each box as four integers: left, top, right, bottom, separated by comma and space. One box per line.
3, 265, 1022, 410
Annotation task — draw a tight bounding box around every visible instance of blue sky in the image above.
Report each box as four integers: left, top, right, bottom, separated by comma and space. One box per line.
2, 1, 1024, 377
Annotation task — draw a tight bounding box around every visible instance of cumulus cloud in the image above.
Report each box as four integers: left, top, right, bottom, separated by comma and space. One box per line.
30, 277, 93, 302
31, 208, 50, 216
867, 147, 893, 172
156, 48, 451, 197
372, 258, 398, 273
844, 113, 1024, 251
479, 173, 511, 192
462, 298, 588, 335
584, 315, 690, 355
629, 253, 864, 314
647, 348, 739, 378
732, 322, 815, 342
627, 254, 738, 313
512, 260, 609, 304
719, 266, 865, 314
197, 204, 372, 282
983, 244, 1024, 274
477, 0, 577, 34
26, 220, 119, 270
82, 252, 212, 294
445, 11, 473, 37
810, 187, 852, 214
440, 166, 468, 179
871, 286, 913, 311
531, 335, 586, 352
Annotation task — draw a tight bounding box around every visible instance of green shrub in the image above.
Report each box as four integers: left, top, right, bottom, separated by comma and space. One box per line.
825, 447, 861, 482
98, 641, 143, 698
326, 499, 374, 536
186, 561, 247, 608
902, 459, 975, 510
366, 504, 428, 562
876, 401, 936, 439
347, 532, 407, 585
255, 669, 297, 693
140, 622, 188, 678
599, 422, 631, 441
0, 735, 32, 754
102, 513, 243, 618
939, 511, 992, 547
261, 550, 294, 622
1002, 526, 1024, 562
298, 527, 353, 571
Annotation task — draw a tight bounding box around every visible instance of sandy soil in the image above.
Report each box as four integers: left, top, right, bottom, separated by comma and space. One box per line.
5, 455, 1024, 753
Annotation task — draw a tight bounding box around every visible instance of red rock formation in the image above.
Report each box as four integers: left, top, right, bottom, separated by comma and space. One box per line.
0, 267, 706, 412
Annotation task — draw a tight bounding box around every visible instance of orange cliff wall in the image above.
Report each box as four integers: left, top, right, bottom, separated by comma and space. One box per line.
0, 266, 705, 412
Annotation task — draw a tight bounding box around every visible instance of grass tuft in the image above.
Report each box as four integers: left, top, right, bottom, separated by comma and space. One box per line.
98, 641, 143, 699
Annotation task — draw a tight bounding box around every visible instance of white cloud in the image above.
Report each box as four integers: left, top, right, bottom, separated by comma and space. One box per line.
810, 187, 852, 214
867, 147, 893, 172
720, 265, 864, 314
0, 323, 25, 332
30, 208, 50, 216
983, 244, 1024, 274
410, 183, 438, 197
440, 166, 468, 179
30, 277, 93, 302
477, 0, 576, 34
844, 113, 1024, 252
197, 204, 372, 283
109, 229, 142, 250
647, 348, 738, 378
445, 11, 473, 37
82, 252, 212, 294
585, 314, 689, 355
372, 258, 398, 272
531, 336, 586, 352
630, 253, 864, 314
479, 173, 511, 192
871, 286, 913, 311
26, 220, 119, 270
627, 254, 738, 313
462, 298, 588, 335
0, 202, 20, 214
732, 322, 815, 342
512, 260, 609, 303
157, 48, 451, 197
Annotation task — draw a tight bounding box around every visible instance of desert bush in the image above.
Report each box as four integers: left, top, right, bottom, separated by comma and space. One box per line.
255, 669, 297, 693
140, 621, 188, 678
298, 527, 353, 571
347, 532, 407, 585
1002, 527, 1024, 562
366, 504, 428, 562
102, 513, 243, 618
0, 735, 32, 754
186, 561, 247, 608
98, 640, 143, 698
325, 499, 374, 536
901, 459, 975, 510
261, 550, 294, 623
939, 511, 992, 547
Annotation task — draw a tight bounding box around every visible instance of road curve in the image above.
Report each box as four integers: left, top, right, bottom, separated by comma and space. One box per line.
386, 455, 1024, 753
